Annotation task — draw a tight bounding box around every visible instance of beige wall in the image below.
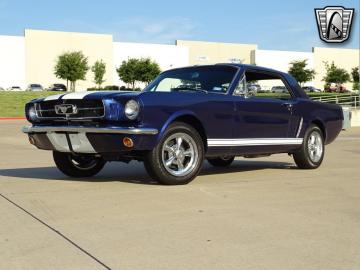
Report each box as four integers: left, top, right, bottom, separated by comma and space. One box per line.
7, 30, 358, 92
25, 29, 113, 91
313, 47, 360, 90
176, 40, 257, 65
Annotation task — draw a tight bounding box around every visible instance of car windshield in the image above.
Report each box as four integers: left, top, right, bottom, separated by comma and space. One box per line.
144, 66, 238, 94
31, 84, 41, 87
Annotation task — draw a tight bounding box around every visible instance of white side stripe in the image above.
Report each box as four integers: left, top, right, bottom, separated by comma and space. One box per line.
208, 138, 303, 147
61, 91, 92, 99
43, 94, 65, 101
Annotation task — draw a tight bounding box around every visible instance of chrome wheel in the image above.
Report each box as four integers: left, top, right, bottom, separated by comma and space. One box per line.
161, 132, 199, 177
307, 131, 323, 163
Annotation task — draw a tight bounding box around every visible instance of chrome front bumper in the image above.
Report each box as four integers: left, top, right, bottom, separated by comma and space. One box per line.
22, 125, 159, 135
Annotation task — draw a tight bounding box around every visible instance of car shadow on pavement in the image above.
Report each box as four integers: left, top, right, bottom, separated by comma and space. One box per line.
0, 160, 295, 185
200, 160, 295, 176
0, 162, 158, 185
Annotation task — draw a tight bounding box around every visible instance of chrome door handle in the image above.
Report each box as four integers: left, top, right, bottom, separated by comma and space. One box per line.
282, 103, 293, 110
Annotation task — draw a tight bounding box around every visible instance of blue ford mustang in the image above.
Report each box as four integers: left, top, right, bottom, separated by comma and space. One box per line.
23, 64, 343, 185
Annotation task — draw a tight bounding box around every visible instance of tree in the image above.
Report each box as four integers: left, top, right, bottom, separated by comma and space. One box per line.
91, 60, 106, 89
116, 58, 139, 90
288, 60, 315, 86
137, 58, 161, 84
351, 67, 359, 90
323, 61, 350, 87
54, 51, 89, 91
117, 58, 161, 90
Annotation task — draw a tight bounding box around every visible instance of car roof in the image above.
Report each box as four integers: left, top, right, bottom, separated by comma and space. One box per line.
167, 64, 290, 79
216, 63, 289, 76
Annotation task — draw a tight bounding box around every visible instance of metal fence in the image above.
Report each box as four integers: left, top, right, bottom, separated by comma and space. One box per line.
311, 94, 360, 109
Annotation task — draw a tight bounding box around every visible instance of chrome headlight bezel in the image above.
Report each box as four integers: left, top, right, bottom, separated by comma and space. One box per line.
124, 99, 140, 120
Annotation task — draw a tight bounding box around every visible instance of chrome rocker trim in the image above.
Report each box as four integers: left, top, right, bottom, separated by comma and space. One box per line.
207, 138, 303, 147
22, 125, 159, 135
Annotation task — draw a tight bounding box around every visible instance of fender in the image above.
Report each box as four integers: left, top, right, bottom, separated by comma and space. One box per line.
156, 110, 201, 143
307, 115, 329, 141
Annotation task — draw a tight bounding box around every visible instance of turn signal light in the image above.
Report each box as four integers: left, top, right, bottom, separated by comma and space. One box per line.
123, 137, 134, 148
28, 136, 35, 145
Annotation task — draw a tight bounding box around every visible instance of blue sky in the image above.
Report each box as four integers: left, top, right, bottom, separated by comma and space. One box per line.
0, 0, 359, 51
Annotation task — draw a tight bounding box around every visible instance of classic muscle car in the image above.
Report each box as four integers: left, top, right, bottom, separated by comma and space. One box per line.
23, 64, 343, 185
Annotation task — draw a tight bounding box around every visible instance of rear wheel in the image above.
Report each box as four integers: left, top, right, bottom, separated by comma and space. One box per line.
53, 151, 106, 177
207, 156, 235, 167
293, 125, 324, 169
144, 122, 204, 185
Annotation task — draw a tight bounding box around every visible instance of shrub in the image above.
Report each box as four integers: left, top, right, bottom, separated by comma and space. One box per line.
87, 87, 100, 91
103, 85, 120, 90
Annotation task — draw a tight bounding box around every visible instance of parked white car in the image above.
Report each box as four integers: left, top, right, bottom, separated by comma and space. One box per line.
27, 84, 43, 91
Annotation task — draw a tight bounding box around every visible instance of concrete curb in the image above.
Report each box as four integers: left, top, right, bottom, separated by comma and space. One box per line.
0, 117, 26, 120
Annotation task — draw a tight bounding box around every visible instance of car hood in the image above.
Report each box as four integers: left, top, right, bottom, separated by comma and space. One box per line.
81, 91, 142, 100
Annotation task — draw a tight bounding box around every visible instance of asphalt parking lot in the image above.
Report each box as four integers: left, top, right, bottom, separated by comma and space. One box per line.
0, 120, 360, 270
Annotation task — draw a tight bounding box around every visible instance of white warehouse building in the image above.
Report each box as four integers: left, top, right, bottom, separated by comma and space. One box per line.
0, 29, 358, 91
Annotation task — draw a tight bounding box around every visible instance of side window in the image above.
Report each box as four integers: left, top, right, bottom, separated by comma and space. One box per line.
238, 71, 293, 100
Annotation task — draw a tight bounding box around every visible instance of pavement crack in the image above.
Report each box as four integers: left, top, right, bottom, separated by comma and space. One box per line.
0, 193, 112, 270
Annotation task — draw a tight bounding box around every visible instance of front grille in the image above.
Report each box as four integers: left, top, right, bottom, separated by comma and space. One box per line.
35, 99, 105, 119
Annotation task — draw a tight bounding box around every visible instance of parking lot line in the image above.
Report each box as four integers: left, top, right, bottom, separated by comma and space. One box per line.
0, 192, 111, 270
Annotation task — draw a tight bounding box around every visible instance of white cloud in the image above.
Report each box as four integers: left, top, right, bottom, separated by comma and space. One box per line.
108, 17, 197, 44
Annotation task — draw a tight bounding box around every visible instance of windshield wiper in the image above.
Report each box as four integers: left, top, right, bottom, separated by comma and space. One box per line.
172, 87, 208, 93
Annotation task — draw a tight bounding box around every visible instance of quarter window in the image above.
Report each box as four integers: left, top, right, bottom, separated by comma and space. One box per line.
234, 70, 293, 100
233, 76, 247, 96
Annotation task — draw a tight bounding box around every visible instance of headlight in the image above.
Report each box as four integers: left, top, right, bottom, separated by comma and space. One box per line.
124, 100, 140, 120
28, 106, 38, 121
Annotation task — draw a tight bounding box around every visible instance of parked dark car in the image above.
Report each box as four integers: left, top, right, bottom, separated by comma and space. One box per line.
23, 64, 343, 185
302, 86, 321, 92
8, 86, 22, 91
48, 84, 67, 91
27, 84, 43, 91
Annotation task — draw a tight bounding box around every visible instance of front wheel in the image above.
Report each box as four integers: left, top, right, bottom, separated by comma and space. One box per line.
293, 125, 324, 169
144, 122, 204, 185
53, 151, 106, 177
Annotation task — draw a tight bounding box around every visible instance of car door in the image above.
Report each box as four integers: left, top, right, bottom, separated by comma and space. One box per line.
230, 69, 297, 155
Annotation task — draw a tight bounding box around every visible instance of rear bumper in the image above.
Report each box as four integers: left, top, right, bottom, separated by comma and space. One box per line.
23, 125, 159, 154
22, 125, 158, 135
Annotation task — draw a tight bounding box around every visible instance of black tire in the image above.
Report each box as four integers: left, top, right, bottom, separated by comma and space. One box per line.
207, 156, 235, 167
144, 122, 204, 185
53, 151, 106, 177
293, 125, 325, 169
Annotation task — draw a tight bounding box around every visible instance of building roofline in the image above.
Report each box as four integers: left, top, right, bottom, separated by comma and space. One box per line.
24, 28, 113, 38
176, 39, 258, 47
